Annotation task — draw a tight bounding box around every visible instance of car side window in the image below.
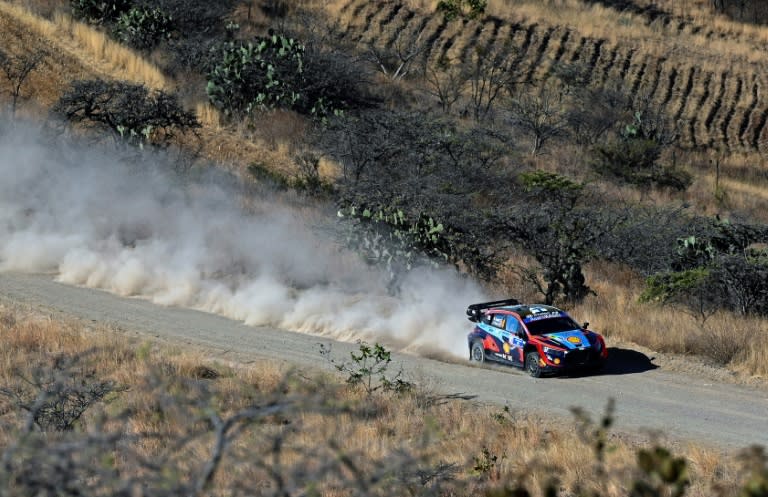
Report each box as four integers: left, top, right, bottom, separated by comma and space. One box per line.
491, 314, 505, 329
505, 317, 521, 334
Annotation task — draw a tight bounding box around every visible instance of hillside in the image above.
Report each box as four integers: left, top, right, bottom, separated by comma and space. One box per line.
334, 0, 768, 153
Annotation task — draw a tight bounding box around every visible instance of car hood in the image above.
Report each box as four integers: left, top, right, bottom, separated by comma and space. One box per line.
537, 329, 591, 350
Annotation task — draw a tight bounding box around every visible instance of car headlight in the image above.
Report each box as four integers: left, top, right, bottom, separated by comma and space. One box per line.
543, 347, 565, 358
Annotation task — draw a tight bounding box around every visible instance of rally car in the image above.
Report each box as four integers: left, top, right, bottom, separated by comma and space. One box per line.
466, 299, 607, 377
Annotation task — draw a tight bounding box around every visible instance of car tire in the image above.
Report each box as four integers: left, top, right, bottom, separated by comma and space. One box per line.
470, 341, 485, 363
525, 351, 543, 378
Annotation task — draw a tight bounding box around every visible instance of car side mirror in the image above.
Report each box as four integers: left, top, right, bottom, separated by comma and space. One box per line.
516, 330, 525, 339
583, 322, 589, 329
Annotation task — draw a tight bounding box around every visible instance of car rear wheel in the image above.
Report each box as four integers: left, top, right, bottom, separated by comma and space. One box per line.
470, 341, 485, 363
525, 351, 543, 378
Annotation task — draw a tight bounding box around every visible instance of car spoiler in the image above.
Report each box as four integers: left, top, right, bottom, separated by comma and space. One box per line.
466, 298, 520, 322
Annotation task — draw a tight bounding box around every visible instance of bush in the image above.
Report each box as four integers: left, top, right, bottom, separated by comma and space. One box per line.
113, 6, 173, 50
70, 0, 131, 24
436, 0, 487, 20
206, 31, 305, 118
319, 341, 413, 396
592, 111, 691, 191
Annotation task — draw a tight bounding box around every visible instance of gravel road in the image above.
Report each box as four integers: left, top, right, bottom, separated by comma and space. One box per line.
2, 271, 767, 451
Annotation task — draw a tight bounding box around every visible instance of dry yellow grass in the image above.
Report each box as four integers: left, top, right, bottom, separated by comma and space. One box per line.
0, 304, 744, 496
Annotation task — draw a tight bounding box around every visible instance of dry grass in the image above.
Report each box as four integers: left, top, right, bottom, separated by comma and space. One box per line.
0, 304, 745, 496
572, 260, 768, 378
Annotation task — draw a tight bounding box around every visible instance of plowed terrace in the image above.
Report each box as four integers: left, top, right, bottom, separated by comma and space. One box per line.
334, 0, 768, 154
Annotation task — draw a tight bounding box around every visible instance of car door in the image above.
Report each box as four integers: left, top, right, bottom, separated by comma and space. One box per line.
504, 316, 525, 366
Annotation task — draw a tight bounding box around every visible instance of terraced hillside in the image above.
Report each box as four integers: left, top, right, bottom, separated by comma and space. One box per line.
332, 0, 768, 154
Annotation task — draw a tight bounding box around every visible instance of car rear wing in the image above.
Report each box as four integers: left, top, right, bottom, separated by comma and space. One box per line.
466, 298, 520, 322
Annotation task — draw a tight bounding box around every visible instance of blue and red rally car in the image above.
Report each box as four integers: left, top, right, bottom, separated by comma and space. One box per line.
466, 299, 607, 377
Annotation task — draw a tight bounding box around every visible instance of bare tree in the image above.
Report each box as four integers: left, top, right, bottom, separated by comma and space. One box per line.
423, 55, 469, 114
506, 85, 570, 156
0, 48, 47, 118
466, 45, 520, 122
363, 28, 425, 81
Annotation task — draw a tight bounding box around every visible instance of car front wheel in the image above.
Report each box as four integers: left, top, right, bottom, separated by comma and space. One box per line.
470, 341, 485, 363
525, 351, 543, 378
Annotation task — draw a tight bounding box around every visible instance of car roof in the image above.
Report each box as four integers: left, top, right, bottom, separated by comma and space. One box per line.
490, 304, 564, 320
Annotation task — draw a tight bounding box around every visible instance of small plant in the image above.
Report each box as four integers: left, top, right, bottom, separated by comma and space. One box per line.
571, 398, 616, 473
472, 446, 505, 480
319, 341, 413, 396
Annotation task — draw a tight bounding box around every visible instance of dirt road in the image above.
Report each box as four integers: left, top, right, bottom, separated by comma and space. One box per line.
2, 271, 767, 451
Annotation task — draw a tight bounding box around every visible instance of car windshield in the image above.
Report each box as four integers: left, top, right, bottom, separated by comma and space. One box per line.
525, 317, 580, 335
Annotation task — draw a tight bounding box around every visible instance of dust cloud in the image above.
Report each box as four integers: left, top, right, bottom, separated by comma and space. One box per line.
0, 125, 486, 358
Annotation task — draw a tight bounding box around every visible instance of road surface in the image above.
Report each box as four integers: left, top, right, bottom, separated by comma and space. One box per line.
1, 272, 766, 451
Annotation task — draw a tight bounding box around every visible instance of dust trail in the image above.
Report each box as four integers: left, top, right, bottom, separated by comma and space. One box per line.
0, 125, 487, 358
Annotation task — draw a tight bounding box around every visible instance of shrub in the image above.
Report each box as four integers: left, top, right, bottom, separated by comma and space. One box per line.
206, 31, 305, 118
70, 0, 131, 24
592, 111, 691, 191
113, 6, 173, 50
436, 0, 487, 20
319, 341, 413, 396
